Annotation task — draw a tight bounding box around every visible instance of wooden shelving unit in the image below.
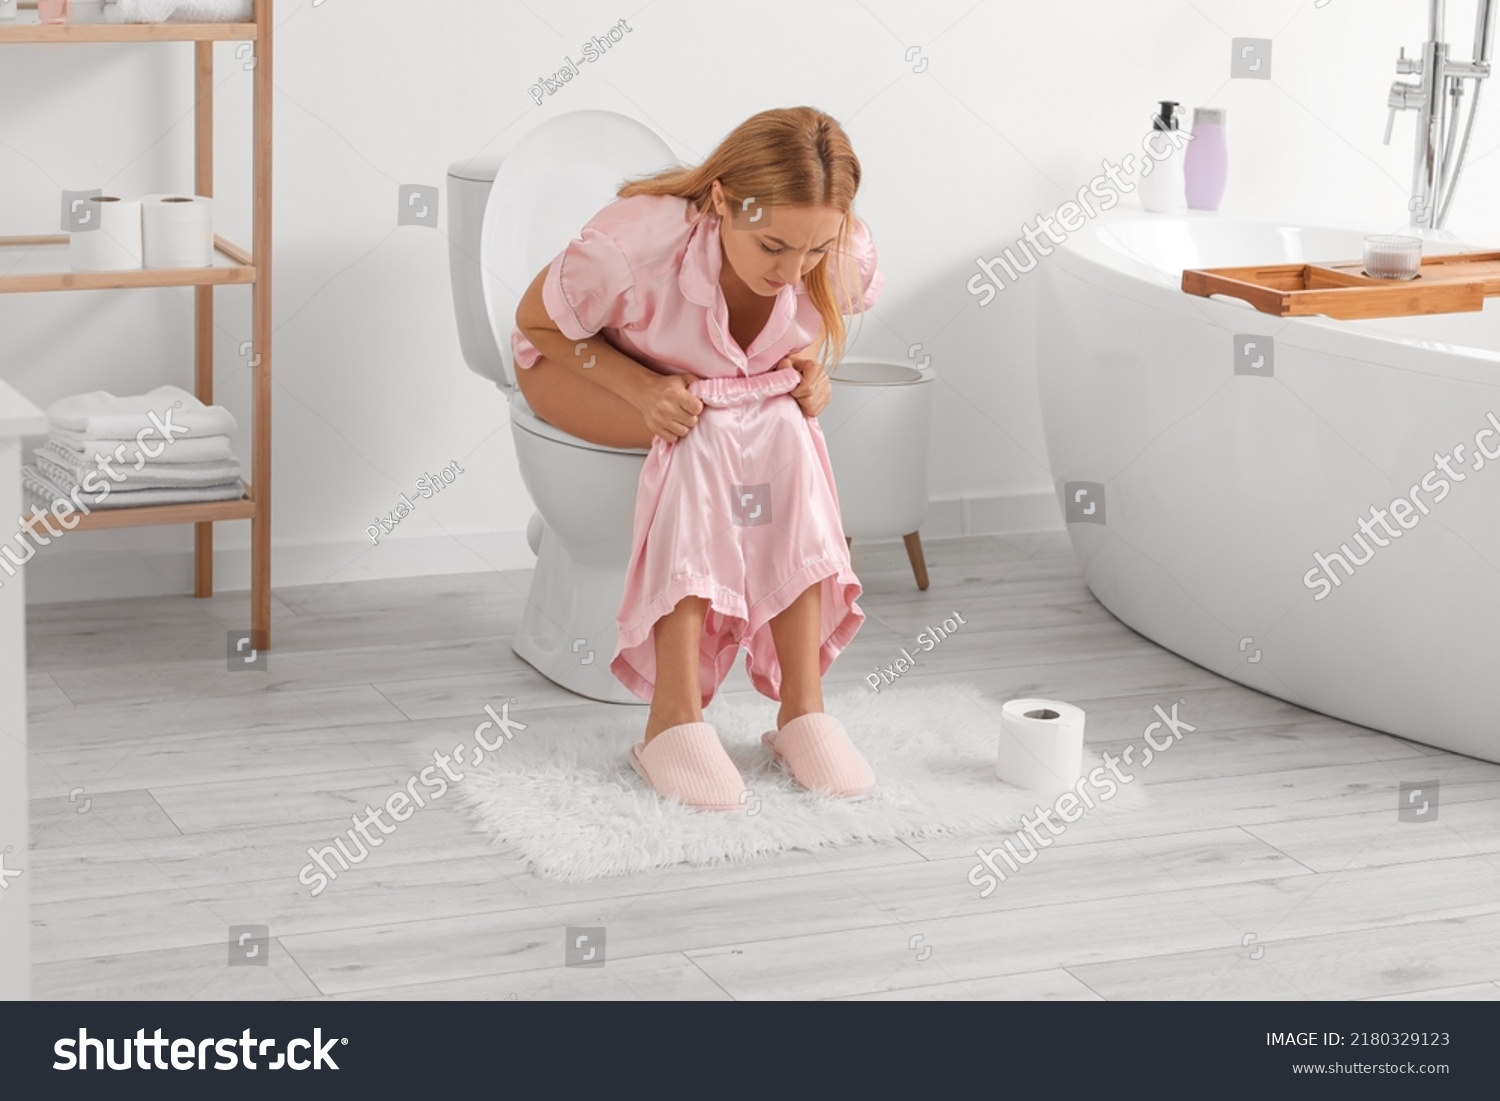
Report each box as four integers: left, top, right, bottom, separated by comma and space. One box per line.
0, 1, 273, 648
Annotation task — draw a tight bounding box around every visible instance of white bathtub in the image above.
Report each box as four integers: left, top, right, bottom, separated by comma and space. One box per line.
1038, 213, 1500, 763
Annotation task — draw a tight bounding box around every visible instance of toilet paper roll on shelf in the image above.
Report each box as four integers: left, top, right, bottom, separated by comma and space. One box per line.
69, 196, 144, 272
996, 698, 1086, 791
141, 194, 215, 268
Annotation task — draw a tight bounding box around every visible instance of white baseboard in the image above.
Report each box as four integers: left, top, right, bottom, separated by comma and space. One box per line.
924, 490, 1063, 540
22, 530, 535, 605
21, 492, 1062, 604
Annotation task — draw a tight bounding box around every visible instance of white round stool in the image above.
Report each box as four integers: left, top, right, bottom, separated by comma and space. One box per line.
821, 356, 936, 590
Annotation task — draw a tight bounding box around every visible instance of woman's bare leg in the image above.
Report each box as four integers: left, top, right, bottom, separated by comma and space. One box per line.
515, 354, 654, 450
644, 596, 709, 743
767, 582, 825, 729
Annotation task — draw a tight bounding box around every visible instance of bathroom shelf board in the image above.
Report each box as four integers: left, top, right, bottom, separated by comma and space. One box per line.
0, 17, 256, 43
0, 233, 255, 293
1, 1, 275, 649
18, 484, 255, 535
1182, 250, 1500, 319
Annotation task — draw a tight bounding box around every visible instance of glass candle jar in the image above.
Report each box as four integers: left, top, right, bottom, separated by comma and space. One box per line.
1363, 234, 1423, 280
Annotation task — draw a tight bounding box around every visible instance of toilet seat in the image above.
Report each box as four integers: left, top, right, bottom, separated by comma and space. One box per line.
509, 388, 650, 456
481, 111, 680, 392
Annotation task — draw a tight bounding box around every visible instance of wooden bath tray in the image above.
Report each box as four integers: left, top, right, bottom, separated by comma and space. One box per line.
1181, 250, 1500, 319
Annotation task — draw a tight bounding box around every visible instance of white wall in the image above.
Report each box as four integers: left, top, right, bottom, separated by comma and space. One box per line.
3, 0, 1497, 601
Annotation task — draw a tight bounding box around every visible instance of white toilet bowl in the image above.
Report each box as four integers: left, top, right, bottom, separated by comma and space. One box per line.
447, 111, 676, 703
507, 392, 646, 701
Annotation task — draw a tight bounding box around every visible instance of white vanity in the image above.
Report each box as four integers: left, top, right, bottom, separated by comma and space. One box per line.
0, 379, 43, 1000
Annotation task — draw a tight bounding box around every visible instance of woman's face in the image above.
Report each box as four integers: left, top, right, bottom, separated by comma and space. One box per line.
711, 181, 845, 298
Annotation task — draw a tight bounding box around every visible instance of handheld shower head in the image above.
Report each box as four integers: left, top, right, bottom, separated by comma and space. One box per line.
1476, 0, 1496, 64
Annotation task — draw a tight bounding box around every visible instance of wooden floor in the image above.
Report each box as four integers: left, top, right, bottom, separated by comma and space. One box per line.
24, 532, 1500, 1001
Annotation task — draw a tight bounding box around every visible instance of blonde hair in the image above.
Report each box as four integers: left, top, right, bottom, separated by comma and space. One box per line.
617, 106, 866, 371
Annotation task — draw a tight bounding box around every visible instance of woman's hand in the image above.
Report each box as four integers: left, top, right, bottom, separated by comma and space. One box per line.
634, 371, 704, 443
779, 354, 832, 418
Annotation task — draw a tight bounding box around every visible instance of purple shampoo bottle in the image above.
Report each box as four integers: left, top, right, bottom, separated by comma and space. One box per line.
1184, 107, 1227, 210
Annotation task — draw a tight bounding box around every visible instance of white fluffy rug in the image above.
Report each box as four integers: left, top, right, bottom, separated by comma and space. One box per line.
453, 680, 1151, 880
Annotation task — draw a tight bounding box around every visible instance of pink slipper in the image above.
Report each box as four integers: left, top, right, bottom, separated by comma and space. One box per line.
762, 712, 876, 797
629, 722, 746, 811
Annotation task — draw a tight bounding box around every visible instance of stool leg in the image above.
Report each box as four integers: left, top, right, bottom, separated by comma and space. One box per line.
903, 531, 929, 591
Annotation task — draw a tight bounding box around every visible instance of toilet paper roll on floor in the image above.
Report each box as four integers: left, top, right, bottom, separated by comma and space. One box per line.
141, 194, 215, 268
69, 196, 144, 272
996, 698, 1086, 791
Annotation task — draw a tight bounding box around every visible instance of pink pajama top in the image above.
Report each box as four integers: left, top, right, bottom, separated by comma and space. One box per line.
510, 193, 885, 706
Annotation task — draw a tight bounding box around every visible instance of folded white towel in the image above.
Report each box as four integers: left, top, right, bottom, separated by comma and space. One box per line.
24, 464, 244, 511
45, 385, 237, 442
35, 455, 242, 500
107, 0, 253, 23
46, 427, 235, 465
36, 442, 241, 490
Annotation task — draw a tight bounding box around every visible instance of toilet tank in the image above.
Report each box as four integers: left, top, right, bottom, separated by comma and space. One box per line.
447, 156, 512, 390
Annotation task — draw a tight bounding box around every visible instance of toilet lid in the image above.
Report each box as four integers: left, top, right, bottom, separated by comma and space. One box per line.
482, 111, 679, 391
509, 389, 650, 456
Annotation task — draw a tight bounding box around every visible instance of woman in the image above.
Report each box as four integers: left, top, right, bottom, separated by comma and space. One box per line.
513, 106, 883, 810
